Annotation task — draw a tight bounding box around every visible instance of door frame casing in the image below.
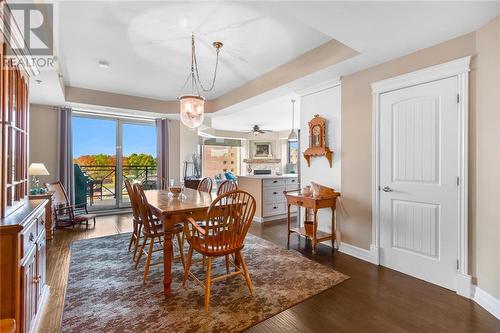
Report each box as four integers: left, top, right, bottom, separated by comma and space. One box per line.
370, 56, 472, 297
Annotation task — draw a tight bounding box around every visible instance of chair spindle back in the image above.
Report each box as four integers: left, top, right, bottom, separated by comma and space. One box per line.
216, 180, 238, 196
45, 181, 70, 206
203, 190, 256, 252
197, 177, 213, 193
124, 180, 141, 222
133, 184, 161, 236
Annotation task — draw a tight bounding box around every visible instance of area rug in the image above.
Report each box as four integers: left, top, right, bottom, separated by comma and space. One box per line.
62, 233, 349, 332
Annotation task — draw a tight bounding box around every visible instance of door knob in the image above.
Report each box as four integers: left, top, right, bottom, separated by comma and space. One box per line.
382, 186, 393, 192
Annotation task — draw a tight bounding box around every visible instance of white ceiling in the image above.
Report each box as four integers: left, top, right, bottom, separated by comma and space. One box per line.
205, 1, 500, 131
30, 1, 500, 132
58, 1, 331, 100
209, 93, 300, 132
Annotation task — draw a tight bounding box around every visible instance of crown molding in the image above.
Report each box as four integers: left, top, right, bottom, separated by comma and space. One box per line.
371, 56, 471, 94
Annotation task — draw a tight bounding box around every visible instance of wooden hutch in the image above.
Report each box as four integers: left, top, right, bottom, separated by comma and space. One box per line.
0, 2, 48, 333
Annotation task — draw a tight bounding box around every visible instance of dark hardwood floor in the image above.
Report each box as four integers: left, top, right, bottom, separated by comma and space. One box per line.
38, 214, 499, 333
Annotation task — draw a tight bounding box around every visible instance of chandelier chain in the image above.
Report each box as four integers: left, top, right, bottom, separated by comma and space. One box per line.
191, 33, 220, 93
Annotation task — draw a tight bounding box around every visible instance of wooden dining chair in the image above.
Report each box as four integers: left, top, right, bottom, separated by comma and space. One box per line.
124, 180, 145, 262
133, 184, 185, 284
182, 190, 256, 312
45, 181, 96, 229
197, 177, 213, 193
216, 179, 237, 196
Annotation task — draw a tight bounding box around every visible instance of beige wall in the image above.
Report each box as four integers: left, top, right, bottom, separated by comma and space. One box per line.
341, 20, 500, 299
65, 86, 214, 115
341, 32, 476, 249
177, 123, 199, 178
28, 109, 192, 190
474, 16, 500, 299
29, 104, 59, 184
300, 85, 341, 234
212, 39, 357, 111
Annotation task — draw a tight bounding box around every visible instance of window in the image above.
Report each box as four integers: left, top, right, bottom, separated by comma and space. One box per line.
72, 114, 156, 210
201, 138, 242, 177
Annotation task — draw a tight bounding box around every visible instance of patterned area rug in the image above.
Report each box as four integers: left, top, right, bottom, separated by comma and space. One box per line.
62, 233, 349, 332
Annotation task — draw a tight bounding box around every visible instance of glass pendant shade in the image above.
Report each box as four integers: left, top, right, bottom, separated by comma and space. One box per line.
288, 129, 298, 142
179, 95, 205, 129
288, 99, 298, 142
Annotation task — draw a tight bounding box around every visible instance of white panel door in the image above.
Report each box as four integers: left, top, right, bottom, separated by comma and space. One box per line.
379, 76, 459, 290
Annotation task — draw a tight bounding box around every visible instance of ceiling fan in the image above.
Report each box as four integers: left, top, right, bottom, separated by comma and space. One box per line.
248, 125, 272, 136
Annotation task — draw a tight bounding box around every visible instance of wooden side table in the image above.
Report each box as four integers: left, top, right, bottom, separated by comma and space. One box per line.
284, 190, 341, 254
29, 191, 55, 240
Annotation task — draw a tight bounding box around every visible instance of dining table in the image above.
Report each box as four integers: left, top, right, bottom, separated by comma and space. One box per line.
145, 188, 215, 296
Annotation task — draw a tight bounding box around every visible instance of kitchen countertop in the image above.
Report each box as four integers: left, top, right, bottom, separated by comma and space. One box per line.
238, 174, 298, 179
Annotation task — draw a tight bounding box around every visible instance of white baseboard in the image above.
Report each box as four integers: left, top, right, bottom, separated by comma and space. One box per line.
339, 243, 499, 321
253, 213, 296, 223
456, 273, 473, 298
473, 286, 500, 320
338, 242, 379, 265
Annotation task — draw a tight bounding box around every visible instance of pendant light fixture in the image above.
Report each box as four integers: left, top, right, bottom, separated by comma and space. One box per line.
178, 33, 223, 129
288, 99, 298, 142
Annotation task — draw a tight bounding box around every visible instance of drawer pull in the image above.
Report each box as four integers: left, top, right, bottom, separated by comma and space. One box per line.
273, 192, 278, 195
291, 180, 296, 182
273, 180, 278, 183
273, 206, 277, 209
29, 233, 34, 242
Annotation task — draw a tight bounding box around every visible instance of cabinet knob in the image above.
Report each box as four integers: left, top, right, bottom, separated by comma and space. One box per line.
273, 192, 277, 195
273, 206, 277, 209
273, 180, 278, 183
29, 233, 34, 242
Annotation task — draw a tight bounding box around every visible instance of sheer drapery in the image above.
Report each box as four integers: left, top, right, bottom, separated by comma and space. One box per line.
156, 119, 169, 184
57, 107, 74, 203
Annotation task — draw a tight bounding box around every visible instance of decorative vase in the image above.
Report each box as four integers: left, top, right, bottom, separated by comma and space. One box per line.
301, 186, 311, 196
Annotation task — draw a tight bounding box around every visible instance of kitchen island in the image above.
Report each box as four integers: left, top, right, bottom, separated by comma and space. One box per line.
238, 174, 299, 222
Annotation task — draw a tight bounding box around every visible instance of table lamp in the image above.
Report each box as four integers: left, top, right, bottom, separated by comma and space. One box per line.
28, 163, 50, 192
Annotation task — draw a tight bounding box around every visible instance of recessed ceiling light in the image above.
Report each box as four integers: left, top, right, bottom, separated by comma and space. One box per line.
98, 61, 109, 68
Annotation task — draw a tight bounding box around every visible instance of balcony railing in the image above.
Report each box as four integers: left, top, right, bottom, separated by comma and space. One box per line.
78, 164, 157, 206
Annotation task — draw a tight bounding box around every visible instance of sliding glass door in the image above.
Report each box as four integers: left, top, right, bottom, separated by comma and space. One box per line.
119, 122, 157, 205
72, 114, 156, 211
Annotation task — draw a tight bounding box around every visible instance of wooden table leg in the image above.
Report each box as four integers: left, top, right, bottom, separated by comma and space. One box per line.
312, 209, 318, 255
331, 207, 336, 250
287, 204, 291, 248
163, 230, 173, 296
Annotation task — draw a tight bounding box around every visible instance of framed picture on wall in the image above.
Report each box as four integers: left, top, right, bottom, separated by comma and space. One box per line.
253, 142, 272, 157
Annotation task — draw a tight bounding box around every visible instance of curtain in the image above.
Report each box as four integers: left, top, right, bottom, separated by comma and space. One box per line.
156, 119, 169, 185
58, 107, 74, 203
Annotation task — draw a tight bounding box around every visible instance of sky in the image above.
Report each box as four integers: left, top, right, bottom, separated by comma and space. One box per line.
72, 116, 157, 158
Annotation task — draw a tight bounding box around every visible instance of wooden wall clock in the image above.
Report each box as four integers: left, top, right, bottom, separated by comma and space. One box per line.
303, 114, 333, 167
